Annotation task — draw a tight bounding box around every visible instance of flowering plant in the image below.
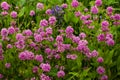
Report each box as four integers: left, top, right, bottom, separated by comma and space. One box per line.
0, 0, 120, 80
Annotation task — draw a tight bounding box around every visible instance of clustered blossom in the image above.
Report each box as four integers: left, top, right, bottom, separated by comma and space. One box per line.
40, 74, 51, 80
32, 66, 39, 73
10, 11, 17, 18
36, 3, 44, 10
35, 54, 43, 62
75, 11, 81, 17
1, 11, 8, 16
57, 70, 65, 78
97, 66, 105, 74
19, 51, 34, 60
65, 26, 74, 38
40, 63, 51, 72
66, 54, 77, 60
40, 19, 48, 27
30, 10, 35, 16
95, 0, 102, 6
48, 16, 57, 25
71, 0, 79, 8
1, 2, 10, 10
101, 21, 109, 32
34, 34, 43, 42
101, 75, 108, 80
5, 63, 11, 69
1, 28, 8, 37
91, 6, 98, 14
23, 29, 33, 36
61, 3, 68, 9
46, 9, 52, 15
8, 26, 15, 34
97, 57, 104, 63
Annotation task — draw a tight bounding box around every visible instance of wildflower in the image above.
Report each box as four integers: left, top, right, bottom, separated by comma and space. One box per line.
101, 75, 108, 80
61, 3, 68, 9
49, 16, 57, 25
10, 11, 17, 18
30, 10, 35, 16
35, 54, 43, 63
36, 3, 44, 10
8, 26, 15, 34
1, 2, 10, 10
5, 63, 11, 69
46, 9, 52, 15
40, 19, 48, 27
57, 70, 65, 78
1, 28, 8, 37
95, 0, 102, 6
40, 63, 51, 72
91, 6, 98, 14
97, 66, 105, 74
97, 57, 104, 63
71, 0, 79, 8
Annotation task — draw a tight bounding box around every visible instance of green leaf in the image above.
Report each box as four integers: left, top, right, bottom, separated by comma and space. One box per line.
18, 7, 26, 17
104, 50, 114, 65
117, 56, 120, 71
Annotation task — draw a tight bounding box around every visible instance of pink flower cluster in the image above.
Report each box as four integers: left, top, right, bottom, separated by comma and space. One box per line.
40, 63, 51, 72
19, 50, 34, 60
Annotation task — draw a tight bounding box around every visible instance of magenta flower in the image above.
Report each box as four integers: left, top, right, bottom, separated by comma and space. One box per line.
91, 50, 98, 57
40, 74, 51, 80
57, 70, 65, 78
40, 63, 51, 72
36, 3, 44, 10
101, 21, 109, 32
35, 54, 43, 63
97, 34, 105, 42
45, 9, 52, 15
107, 6, 113, 13
5, 63, 11, 69
61, 3, 68, 9
46, 27, 52, 35
65, 26, 74, 35
45, 48, 51, 55
101, 75, 108, 80
30, 10, 35, 16
49, 16, 57, 25
97, 57, 104, 63
96, 66, 105, 74
84, 8, 88, 12
19, 51, 34, 60
8, 26, 15, 34
56, 35, 63, 42
40, 19, 48, 27
106, 39, 115, 46
7, 44, 13, 49
71, 0, 79, 8
1, 28, 8, 37
23, 29, 32, 36
1, 2, 10, 10
114, 14, 120, 20
0, 74, 3, 79
1, 11, 8, 16
79, 32, 86, 39
91, 6, 98, 14
95, 0, 102, 6
16, 33, 25, 40
34, 34, 42, 42
10, 11, 17, 18
32, 66, 39, 73
75, 11, 81, 17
